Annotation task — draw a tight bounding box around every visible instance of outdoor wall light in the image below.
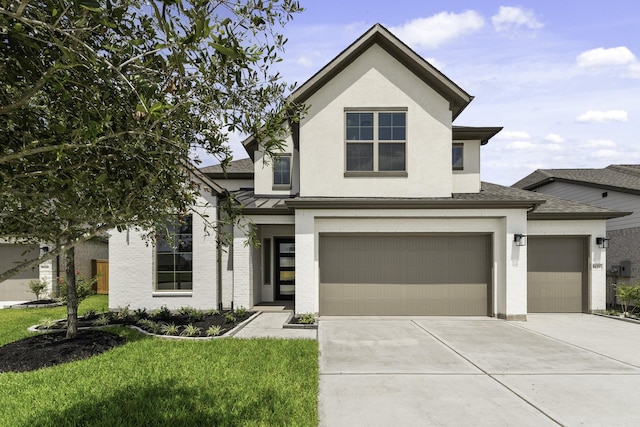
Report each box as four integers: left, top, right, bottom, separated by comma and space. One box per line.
514, 234, 527, 246
596, 237, 610, 249
39, 246, 49, 256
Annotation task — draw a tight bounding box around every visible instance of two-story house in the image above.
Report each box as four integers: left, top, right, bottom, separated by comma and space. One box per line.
109, 24, 626, 319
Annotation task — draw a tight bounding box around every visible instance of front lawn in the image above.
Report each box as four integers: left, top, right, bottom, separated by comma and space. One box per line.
0, 296, 318, 426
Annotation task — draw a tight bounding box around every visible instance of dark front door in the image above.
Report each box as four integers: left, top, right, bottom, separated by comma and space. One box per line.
275, 238, 295, 300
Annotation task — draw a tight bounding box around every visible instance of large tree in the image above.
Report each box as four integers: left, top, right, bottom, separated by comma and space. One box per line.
0, 0, 302, 337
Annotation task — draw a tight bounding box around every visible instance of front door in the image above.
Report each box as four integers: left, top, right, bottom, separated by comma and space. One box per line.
275, 238, 295, 300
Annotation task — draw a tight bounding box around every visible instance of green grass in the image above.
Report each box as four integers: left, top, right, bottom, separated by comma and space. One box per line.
0, 296, 318, 426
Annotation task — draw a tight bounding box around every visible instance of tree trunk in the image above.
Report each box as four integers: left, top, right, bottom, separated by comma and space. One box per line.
65, 246, 79, 339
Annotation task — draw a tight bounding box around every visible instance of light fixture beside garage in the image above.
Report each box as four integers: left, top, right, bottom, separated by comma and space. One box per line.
514, 234, 527, 246
596, 237, 610, 249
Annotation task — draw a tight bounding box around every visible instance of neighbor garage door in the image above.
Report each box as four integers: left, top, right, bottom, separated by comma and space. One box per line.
319, 234, 491, 316
0, 244, 40, 301
528, 236, 587, 313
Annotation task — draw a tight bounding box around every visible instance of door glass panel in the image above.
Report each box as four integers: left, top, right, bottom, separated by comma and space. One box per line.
279, 257, 295, 268
279, 243, 295, 254
280, 271, 295, 281
279, 284, 295, 295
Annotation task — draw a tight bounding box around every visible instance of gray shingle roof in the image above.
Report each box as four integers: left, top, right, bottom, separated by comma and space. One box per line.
200, 158, 253, 178
231, 182, 627, 219
512, 164, 640, 194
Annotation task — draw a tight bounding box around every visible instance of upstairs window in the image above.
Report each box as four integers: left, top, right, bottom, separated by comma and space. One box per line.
346, 110, 406, 173
273, 154, 292, 189
156, 215, 193, 291
452, 143, 464, 170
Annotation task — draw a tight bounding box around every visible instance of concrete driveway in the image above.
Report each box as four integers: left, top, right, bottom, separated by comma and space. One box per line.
318, 314, 640, 426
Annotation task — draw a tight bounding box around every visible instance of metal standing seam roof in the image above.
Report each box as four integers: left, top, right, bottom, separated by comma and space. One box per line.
230, 182, 628, 219
512, 164, 640, 194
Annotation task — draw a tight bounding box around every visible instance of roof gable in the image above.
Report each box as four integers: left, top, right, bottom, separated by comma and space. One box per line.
291, 24, 473, 120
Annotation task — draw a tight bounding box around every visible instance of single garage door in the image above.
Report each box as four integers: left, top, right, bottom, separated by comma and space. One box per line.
319, 234, 492, 316
0, 244, 40, 301
528, 236, 587, 313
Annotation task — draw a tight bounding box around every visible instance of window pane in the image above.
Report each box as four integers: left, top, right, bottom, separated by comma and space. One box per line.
378, 112, 405, 141
379, 143, 406, 171
175, 272, 193, 290
157, 273, 176, 290
157, 254, 175, 271
346, 113, 373, 141
452, 145, 463, 169
392, 113, 405, 126
346, 143, 373, 171
177, 234, 192, 252
273, 156, 291, 185
175, 253, 192, 271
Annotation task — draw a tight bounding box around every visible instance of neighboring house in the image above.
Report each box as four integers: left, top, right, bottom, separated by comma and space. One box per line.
0, 238, 108, 302
109, 24, 627, 319
513, 165, 640, 301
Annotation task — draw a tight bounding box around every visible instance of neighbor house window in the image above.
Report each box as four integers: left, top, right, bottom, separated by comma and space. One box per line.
273, 154, 292, 188
156, 215, 193, 291
346, 110, 406, 173
452, 143, 464, 170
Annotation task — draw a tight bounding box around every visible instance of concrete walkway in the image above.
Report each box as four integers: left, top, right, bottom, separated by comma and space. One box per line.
233, 311, 316, 339
319, 314, 640, 426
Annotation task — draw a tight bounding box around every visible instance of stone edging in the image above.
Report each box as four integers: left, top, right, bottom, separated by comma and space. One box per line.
282, 312, 318, 330
26, 311, 262, 340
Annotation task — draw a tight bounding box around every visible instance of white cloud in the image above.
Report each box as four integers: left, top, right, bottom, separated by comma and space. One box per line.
544, 133, 565, 143
496, 130, 531, 140
590, 149, 619, 159
426, 57, 445, 70
492, 6, 544, 32
577, 46, 637, 68
390, 11, 485, 49
542, 143, 563, 152
296, 56, 314, 68
576, 110, 629, 123
581, 139, 617, 148
506, 140, 535, 150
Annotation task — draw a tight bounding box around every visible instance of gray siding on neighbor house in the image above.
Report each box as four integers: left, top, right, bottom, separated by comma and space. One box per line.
536, 182, 640, 231
607, 227, 640, 286
0, 244, 40, 301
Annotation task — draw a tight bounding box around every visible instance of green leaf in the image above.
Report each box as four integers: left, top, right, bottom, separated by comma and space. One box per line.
211, 43, 238, 59
77, 0, 101, 12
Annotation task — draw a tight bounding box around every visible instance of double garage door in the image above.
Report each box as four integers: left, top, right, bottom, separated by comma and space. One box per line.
0, 244, 40, 301
319, 234, 492, 316
319, 234, 588, 316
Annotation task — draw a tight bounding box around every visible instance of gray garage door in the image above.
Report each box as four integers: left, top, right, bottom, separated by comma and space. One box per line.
319, 234, 492, 316
0, 244, 40, 301
528, 236, 587, 313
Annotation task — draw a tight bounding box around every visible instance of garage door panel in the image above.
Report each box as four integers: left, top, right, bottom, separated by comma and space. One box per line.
320, 282, 487, 316
527, 237, 586, 313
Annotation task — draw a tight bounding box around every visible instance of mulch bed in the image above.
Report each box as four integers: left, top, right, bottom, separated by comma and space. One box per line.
0, 309, 255, 373
0, 330, 126, 373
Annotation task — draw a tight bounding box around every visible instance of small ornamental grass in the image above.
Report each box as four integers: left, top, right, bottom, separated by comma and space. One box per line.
180, 324, 201, 337
206, 325, 225, 337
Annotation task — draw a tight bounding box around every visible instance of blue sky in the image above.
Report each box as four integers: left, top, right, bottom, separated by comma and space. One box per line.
214, 1, 640, 186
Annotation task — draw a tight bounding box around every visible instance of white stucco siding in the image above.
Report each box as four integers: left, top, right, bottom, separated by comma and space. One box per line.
253, 134, 299, 196
452, 140, 481, 193
527, 219, 607, 311
109, 192, 219, 311
299, 44, 453, 198
537, 182, 640, 230
294, 208, 528, 319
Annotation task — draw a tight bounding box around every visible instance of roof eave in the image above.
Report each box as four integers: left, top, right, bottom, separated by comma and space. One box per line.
285, 199, 544, 210
528, 211, 632, 220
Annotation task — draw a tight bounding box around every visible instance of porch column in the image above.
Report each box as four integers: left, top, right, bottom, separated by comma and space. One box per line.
232, 222, 253, 309
295, 209, 316, 315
